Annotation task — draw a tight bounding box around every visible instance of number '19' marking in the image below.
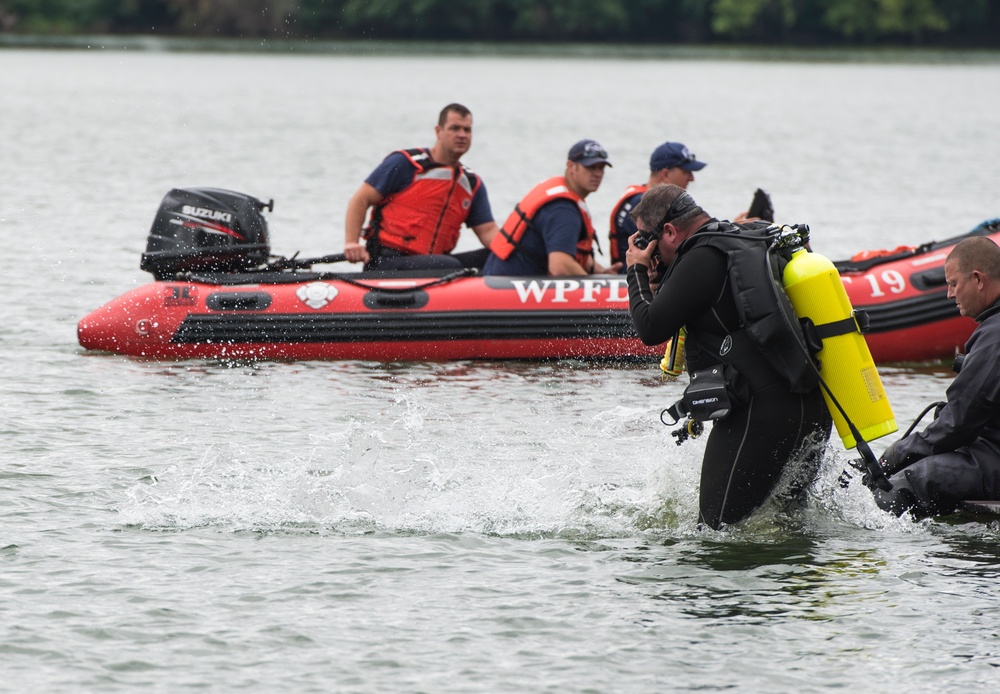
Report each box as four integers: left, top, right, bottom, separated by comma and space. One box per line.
864, 270, 906, 297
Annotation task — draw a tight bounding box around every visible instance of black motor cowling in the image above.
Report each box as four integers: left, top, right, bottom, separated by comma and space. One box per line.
140, 187, 272, 280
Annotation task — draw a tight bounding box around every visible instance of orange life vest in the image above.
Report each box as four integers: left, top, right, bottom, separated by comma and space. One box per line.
608, 183, 648, 265
490, 176, 596, 268
849, 245, 917, 262
366, 148, 481, 255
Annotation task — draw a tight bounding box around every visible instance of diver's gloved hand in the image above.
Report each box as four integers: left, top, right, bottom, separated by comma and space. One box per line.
878, 440, 908, 477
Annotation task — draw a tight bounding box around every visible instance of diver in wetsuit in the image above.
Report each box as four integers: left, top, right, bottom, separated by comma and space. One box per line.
625, 184, 831, 529
873, 236, 1000, 517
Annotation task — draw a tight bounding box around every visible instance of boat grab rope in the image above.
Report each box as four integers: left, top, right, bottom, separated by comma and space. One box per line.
180, 266, 477, 289
317, 267, 478, 292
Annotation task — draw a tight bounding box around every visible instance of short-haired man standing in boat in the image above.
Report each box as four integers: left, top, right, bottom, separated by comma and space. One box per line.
343, 103, 499, 271
873, 236, 1000, 517
483, 139, 619, 276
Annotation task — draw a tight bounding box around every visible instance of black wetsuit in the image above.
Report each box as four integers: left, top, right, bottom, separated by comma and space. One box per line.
627, 221, 831, 529
875, 298, 1000, 516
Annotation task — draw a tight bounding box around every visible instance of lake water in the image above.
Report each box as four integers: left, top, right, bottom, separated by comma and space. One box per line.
3, 44, 1000, 692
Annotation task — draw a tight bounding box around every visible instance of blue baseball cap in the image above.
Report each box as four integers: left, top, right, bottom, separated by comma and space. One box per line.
568, 139, 612, 167
650, 142, 706, 172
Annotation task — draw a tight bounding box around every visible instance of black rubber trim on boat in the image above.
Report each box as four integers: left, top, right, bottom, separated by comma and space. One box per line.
910, 267, 946, 290
206, 292, 273, 311
858, 290, 959, 333
363, 289, 430, 310
170, 310, 636, 344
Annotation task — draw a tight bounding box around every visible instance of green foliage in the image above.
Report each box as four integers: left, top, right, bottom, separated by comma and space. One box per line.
711, 0, 951, 43
823, 0, 879, 39
711, 0, 797, 37
824, 0, 948, 42
5, 0, 95, 33
0, 0, 996, 46
166, 0, 298, 37
335, 0, 500, 40
873, 0, 948, 37
504, 0, 631, 40
3, 0, 179, 33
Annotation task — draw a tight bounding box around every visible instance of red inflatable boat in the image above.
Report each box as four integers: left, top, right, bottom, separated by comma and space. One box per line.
77, 187, 998, 363
78, 269, 652, 361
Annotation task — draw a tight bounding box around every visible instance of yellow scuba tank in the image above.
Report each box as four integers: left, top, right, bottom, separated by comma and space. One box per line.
782, 246, 897, 449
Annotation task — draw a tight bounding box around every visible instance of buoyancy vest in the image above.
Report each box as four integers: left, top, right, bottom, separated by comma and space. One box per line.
366, 148, 481, 255
490, 176, 596, 268
678, 221, 820, 394
608, 184, 647, 265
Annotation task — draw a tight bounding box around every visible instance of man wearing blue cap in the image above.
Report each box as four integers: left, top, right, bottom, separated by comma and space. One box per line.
608, 141, 706, 269
484, 139, 620, 276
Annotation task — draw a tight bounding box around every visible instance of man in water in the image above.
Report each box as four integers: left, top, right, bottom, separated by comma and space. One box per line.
873, 236, 1000, 517
483, 139, 619, 276
625, 183, 830, 529
343, 103, 499, 271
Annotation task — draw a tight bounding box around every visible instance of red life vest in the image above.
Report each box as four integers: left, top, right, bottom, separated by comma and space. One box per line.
490, 176, 596, 268
608, 184, 648, 265
366, 148, 481, 255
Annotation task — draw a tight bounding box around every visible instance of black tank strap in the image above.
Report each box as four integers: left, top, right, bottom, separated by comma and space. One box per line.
813, 310, 869, 339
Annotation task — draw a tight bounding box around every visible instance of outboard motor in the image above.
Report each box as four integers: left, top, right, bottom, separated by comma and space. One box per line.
140, 187, 272, 280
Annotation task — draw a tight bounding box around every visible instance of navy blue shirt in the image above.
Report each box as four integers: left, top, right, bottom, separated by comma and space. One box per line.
366, 151, 494, 228
611, 190, 643, 271
483, 199, 586, 276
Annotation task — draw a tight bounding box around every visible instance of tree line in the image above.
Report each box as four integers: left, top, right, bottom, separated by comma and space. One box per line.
3, 0, 999, 47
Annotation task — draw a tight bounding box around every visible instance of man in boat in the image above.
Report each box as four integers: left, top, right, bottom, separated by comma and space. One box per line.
483, 139, 619, 276
609, 141, 707, 269
625, 183, 831, 529
873, 236, 1000, 517
343, 103, 500, 271
609, 142, 771, 272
